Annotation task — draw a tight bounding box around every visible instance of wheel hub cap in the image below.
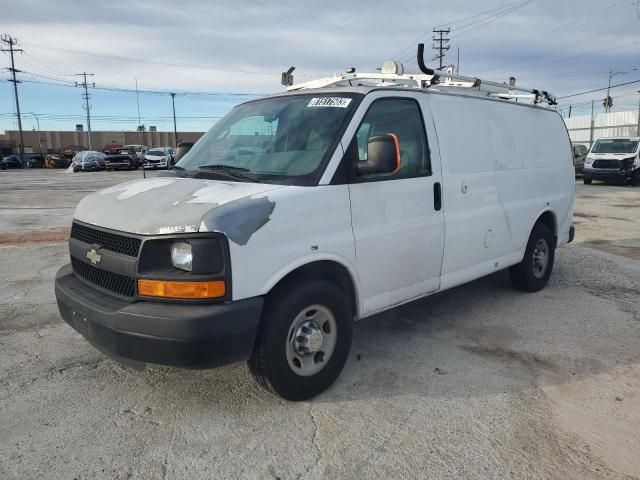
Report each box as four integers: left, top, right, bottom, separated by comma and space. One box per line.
532, 238, 549, 278
294, 321, 324, 354
285, 305, 338, 377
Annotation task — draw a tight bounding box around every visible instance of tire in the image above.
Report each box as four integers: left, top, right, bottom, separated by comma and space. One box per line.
630, 170, 640, 187
583, 177, 592, 185
509, 223, 555, 292
248, 278, 353, 401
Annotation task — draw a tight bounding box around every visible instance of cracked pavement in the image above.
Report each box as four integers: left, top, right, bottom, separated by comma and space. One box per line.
0, 170, 639, 479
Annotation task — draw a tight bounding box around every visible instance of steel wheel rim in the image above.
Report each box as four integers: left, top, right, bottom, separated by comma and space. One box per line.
532, 238, 549, 279
285, 304, 337, 377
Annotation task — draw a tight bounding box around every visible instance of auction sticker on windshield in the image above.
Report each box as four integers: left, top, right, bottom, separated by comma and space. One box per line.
307, 97, 352, 108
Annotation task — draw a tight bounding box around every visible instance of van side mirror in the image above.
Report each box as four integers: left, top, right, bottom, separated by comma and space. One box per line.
357, 134, 399, 175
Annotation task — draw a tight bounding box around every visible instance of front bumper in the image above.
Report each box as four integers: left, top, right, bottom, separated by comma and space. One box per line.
105, 162, 131, 169
55, 264, 263, 369
143, 160, 168, 169
583, 166, 633, 180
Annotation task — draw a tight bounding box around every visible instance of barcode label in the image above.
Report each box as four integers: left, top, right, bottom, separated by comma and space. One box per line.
307, 97, 352, 108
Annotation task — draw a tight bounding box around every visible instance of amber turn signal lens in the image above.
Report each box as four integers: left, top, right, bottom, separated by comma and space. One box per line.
137, 279, 226, 299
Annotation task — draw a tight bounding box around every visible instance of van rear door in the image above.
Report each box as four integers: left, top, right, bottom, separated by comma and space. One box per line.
345, 93, 445, 316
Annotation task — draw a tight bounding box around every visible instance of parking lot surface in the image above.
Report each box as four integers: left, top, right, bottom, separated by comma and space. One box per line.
1, 170, 639, 479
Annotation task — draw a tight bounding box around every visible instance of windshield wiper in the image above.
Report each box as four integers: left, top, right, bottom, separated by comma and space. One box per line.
198, 164, 259, 182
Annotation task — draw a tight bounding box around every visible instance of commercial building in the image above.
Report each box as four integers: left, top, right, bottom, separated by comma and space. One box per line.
0, 129, 204, 155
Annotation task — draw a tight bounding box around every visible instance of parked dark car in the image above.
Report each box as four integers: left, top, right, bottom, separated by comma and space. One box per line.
102, 144, 124, 155
572, 144, 588, 175
71, 151, 107, 172
0, 154, 23, 170
105, 149, 139, 170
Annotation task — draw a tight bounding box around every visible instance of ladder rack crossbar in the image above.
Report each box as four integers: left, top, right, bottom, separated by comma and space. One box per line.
287, 71, 556, 106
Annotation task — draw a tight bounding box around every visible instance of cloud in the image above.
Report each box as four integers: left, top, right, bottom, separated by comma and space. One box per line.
3, 0, 639, 117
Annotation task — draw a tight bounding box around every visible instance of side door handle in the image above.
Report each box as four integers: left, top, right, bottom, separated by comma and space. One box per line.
434, 182, 442, 211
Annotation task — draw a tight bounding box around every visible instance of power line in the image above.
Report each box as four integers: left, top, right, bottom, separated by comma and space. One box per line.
557, 78, 640, 100
448, 1, 530, 41
478, 39, 640, 75
391, 0, 530, 62
1, 34, 25, 158
16, 72, 260, 99
21, 41, 313, 78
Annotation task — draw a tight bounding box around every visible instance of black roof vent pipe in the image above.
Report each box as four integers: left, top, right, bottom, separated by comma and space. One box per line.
417, 44, 435, 75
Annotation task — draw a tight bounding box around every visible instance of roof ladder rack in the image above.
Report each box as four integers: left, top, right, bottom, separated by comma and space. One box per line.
284, 43, 557, 106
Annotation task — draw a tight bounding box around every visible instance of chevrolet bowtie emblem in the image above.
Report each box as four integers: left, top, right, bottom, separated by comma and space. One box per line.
86, 248, 102, 265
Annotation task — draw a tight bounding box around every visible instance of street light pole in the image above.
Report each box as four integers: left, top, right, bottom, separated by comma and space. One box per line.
605, 70, 628, 113
25, 112, 42, 162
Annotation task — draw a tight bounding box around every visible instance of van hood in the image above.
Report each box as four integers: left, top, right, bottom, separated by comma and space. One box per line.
590, 152, 636, 157
74, 177, 284, 240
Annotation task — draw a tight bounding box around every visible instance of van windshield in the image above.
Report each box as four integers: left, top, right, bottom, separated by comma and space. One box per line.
175, 93, 361, 185
591, 139, 639, 154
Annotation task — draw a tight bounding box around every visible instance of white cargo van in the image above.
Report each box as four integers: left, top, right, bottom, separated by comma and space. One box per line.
583, 137, 640, 186
55, 50, 574, 400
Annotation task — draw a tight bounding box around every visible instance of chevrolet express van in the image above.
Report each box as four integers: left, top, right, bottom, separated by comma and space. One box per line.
55, 67, 575, 401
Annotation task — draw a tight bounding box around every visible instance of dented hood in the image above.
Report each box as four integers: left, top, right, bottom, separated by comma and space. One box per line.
74, 177, 284, 241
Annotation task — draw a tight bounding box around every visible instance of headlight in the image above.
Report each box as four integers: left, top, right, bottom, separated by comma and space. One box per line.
585, 156, 594, 165
171, 242, 192, 271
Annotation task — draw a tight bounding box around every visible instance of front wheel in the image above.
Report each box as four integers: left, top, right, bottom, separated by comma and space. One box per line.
510, 223, 555, 292
248, 279, 353, 401
583, 177, 592, 185
631, 170, 640, 187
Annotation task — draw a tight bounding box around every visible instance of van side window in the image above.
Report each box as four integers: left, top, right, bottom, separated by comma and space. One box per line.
352, 98, 430, 180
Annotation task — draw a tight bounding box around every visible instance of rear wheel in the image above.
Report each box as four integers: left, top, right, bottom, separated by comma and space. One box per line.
510, 223, 555, 292
248, 279, 353, 401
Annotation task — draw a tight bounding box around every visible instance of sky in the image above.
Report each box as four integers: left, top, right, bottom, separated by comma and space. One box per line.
1, 0, 639, 133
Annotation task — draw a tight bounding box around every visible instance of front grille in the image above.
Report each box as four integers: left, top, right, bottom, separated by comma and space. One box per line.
593, 159, 619, 169
71, 222, 141, 257
71, 257, 135, 297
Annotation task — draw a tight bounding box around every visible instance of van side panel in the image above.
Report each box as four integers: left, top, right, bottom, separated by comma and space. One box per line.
426, 94, 574, 289
221, 184, 362, 312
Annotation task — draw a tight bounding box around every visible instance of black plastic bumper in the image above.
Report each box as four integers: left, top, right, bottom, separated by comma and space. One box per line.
569, 225, 575, 244
55, 264, 263, 369
584, 169, 631, 181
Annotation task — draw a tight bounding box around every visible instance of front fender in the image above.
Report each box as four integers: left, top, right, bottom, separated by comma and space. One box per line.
257, 252, 363, 318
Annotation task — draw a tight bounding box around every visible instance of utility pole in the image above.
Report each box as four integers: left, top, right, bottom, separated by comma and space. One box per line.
605, 71, 613, 113
432, 28, 450, 70
589, 100, 595, 148
170, 92, 178, 148
75, 72, 95, 150
1, 34, 25, 160
637, 91, 640, 136
604, 70, 628, 113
